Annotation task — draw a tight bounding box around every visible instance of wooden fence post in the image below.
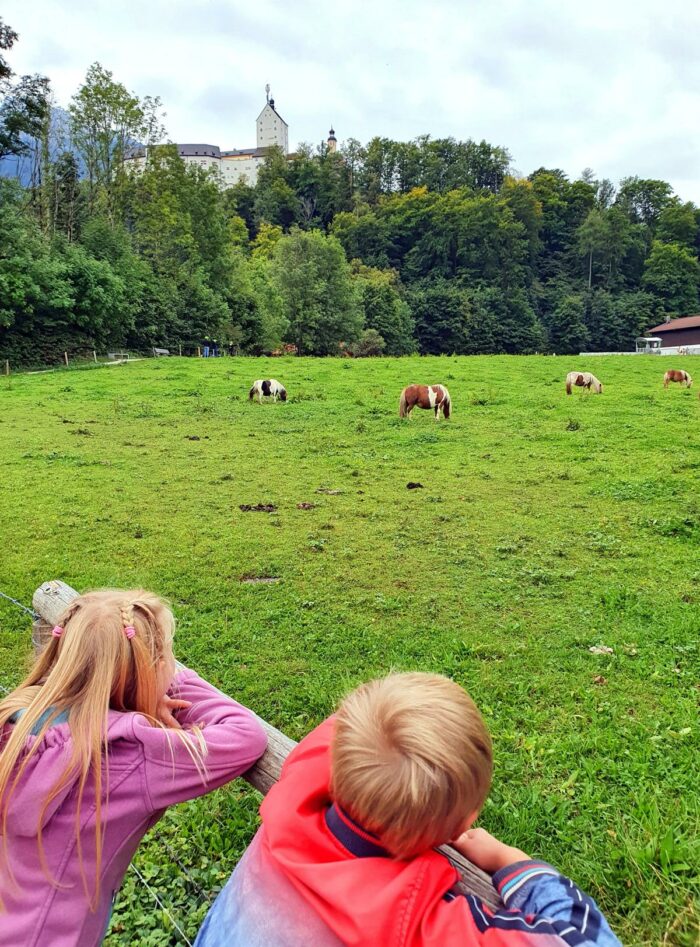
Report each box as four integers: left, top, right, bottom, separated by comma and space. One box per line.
93, 351, 98, 363
63, 352, 69, 367
4, 360, 9, 376
31, 579, 500, 908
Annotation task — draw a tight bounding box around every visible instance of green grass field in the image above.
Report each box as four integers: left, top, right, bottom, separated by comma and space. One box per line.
0, 355, 698, 946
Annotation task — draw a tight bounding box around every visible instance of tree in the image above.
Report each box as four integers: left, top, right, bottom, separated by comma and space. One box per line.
611, 291, 656, 347
529, 169, 595, 280
339, 137, 364, 200
577, 209, 609, 289
49, 151, 81, 241
641, 241, 699, 315
351, 262, 416, 355
0, 18, 50, 160
253, 147, 300, 229
351, 328, 386, 356
0, 179, 132, 360
352, 135, 511, 201
407, 280, 471, 354
0, 179, 68, 336
251, 223, 283, 259
471, 286, 547, 354
244, 255, 288, 352
331, 206, 392, 269
546, 295, 589, 353
657, 200, 698, 248
223, 180, 256, 238
595, 178, 616, 209
403, 189, 529, 288
69, 62, 164, 208
501, 177, 542, 275
583, 290, 655, 351
616, 177, 674, 228
271, 228, 362, 355
120, 145, 242, 344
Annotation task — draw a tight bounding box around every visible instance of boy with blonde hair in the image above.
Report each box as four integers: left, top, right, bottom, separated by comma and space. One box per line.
196, 673, 621, 946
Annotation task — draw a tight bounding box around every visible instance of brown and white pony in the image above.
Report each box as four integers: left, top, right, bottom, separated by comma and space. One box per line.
663, 369, 692, 389
399, 384, 451, 419
566, 371, 603, 395
249, 379, 287, 403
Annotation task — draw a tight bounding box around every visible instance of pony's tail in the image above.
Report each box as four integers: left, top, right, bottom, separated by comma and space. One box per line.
442, 390, 451, 418
248, 386, 255, 400
399, 390, 408, 418
566, 380, 572, 395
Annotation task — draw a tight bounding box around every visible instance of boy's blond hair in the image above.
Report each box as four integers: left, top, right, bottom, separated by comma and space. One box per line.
331, 672, 492, 859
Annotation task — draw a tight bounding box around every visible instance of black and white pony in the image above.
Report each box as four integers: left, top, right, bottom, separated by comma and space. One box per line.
249, 379, 287, 403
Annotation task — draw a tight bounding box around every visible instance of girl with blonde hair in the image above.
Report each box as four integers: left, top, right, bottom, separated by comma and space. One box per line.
0, 588, 267, 947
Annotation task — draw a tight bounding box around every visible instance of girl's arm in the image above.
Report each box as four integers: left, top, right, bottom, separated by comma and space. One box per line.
132, 668, 267, 811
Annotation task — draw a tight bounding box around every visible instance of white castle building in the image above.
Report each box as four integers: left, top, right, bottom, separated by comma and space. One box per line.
126, 87, 334, 187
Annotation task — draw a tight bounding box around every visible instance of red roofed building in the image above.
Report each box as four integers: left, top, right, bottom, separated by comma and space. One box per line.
647, 315, 700, 348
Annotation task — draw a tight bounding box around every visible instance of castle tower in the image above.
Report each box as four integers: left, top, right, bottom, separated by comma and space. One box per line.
256, 85, 288, 153
327, 126, 337, 153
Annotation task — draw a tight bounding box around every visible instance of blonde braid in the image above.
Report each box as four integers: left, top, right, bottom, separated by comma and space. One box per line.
120, 603, 134, 631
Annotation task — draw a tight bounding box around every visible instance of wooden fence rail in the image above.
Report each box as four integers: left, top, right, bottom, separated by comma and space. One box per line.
32, 580, 500, 909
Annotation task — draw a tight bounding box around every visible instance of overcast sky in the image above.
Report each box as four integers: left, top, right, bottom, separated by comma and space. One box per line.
4, 0, 699, 200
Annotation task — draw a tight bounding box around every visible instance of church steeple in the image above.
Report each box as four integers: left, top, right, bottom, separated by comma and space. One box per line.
327, 126, 337, 153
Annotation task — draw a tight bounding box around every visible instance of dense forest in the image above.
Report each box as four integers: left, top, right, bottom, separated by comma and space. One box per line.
2, 19, 699, 365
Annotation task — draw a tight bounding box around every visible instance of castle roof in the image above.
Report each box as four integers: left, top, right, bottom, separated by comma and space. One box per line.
257, 99, 288, 126
124, 143, 222, 161
176, 144, 221, 158
221, 147, 269, 158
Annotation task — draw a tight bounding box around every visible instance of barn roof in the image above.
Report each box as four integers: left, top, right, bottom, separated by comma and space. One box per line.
649, 315, 700, 333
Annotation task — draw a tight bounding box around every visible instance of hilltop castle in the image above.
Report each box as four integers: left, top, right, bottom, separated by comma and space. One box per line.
126, 87, 336, 187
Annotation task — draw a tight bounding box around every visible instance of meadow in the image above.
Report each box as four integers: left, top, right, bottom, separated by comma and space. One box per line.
0, 354, 698, 946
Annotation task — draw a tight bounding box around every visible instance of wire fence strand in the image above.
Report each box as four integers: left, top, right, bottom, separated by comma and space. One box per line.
129, 864, 193, 946
0, 588, 39, 620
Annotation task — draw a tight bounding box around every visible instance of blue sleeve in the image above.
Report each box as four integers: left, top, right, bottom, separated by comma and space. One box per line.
491, 860, 622, 947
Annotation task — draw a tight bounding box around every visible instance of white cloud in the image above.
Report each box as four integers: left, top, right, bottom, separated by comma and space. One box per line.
3, 0, 700, 199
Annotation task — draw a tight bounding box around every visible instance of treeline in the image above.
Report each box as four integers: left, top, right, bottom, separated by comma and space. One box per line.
2, 22, 700, 364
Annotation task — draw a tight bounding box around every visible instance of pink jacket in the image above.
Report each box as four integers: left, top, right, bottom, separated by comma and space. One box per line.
0, 668, 267, 947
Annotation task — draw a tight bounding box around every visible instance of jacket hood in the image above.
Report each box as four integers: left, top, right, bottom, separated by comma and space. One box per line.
260, 718, 457, 946
3, 711, 133, 838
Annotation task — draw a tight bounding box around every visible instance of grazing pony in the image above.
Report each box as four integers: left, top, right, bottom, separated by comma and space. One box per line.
249, 379, 287, 403
566, 371, 603, 395
399, 384, 451, 420
663, 369, 692, 389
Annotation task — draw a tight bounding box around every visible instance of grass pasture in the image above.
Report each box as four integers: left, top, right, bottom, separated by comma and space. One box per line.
0, 354, 698, 945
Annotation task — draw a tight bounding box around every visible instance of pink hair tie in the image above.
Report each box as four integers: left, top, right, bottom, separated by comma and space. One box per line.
123, 625, 136, 640
51, 625, 64, 638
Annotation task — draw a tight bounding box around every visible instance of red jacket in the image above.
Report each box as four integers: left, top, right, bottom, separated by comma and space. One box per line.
195, 718, 620, 947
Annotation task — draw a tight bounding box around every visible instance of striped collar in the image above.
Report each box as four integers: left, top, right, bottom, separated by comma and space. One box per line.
325, 803, 390, 859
